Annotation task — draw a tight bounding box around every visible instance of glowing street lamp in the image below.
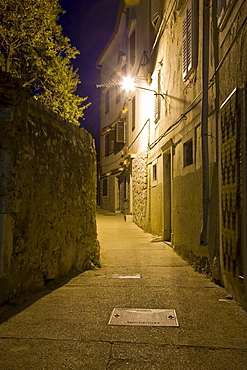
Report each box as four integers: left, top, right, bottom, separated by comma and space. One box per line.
120, 76, 136, 91
121, 76, 166, 98
96, 76, 166, 98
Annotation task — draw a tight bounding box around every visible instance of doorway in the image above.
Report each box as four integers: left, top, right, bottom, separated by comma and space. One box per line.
163, 152, 172, 241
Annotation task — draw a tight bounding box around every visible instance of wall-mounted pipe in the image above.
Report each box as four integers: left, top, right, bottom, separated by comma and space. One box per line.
200, 0, 210, 245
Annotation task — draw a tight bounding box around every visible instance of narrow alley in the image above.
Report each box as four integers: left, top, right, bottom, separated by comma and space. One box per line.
0, 210, 247, 369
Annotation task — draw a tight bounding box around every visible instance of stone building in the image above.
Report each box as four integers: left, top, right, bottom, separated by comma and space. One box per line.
97, 0, 247, 309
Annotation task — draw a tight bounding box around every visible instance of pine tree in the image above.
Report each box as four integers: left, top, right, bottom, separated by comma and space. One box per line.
0, 0, 90, 125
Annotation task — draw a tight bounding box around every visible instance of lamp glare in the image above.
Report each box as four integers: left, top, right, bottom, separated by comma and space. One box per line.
121, 77, 135, 91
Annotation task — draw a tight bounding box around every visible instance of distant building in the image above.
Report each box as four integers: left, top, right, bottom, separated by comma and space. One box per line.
97, 0, 247, 309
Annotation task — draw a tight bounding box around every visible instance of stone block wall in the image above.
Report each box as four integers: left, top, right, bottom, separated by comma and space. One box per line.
132, 153, 148, 230
0, 76, 99, 303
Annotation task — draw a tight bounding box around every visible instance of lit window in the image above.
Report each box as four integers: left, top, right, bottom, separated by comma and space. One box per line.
183, 139, 193, 167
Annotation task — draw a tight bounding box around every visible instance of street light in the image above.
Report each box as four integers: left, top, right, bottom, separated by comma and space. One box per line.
96, 76, 166, 98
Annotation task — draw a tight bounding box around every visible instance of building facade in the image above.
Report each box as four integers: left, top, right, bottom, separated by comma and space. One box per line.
97, 0, 247, 309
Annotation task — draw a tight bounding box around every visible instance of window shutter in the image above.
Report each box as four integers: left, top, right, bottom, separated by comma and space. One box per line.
109, 129, 115, 154
154, 70, 161, 123
132, 96, 136, 131
187, 3, 193, 74
105, 91, 109, 114
116, 120, 125, 143
182, 12, 188, 79
151, 0, 160, 27
105, 134, 109, 156
182, 1, 198, 81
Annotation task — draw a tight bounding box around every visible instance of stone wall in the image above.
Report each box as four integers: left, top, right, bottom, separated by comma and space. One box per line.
132, 153, 148, 230
0, 76, 99, 303
100, 175, 115, 212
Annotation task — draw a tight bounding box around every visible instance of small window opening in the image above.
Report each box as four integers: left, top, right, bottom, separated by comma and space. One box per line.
183, 139, 193, 167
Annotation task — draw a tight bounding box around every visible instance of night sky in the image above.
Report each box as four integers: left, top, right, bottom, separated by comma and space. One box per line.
59, 0, 119, 149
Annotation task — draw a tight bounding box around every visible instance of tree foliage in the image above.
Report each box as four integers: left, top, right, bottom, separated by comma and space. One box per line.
0, 0, 90, 125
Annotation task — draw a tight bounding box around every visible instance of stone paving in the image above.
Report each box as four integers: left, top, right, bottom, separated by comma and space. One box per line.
0, 210, 246, 369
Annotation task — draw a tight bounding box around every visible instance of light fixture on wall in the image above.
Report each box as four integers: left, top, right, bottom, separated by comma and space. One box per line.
96, 76, 166, 98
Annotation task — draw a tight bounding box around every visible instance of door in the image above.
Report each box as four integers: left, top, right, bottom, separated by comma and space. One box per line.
163, 152, 172, 241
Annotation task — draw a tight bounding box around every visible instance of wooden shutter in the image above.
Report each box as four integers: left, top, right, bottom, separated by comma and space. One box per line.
116, 120, 125, 143
109, 129, 115, 154
132, 96, 136, 131
182, 1, 198, 81
151, 0, 160, 27
105, 91, 109, 114
105, 133, 109, 156
154, 70, 161, 123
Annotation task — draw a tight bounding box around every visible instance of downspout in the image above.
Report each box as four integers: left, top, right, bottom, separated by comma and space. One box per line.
200, 0, 210, 245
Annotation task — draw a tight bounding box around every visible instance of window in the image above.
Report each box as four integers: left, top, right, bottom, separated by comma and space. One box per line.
109, 129, 114, 154
182, 0, 199, 81
124, 176, 127, 199
151, 0, 160, 27
132, 96, 136, 131
217, 0, 235, 29
130, 30, 136, 66
103, 178, 108, 197
183, 139, 193, 167
105, 129, 114, 157
154, 70, 161, 123
153, 163, 157, 182
116, 87, 120, 104
105, 133, 109, 157
116, 120, 125, 143
105, 91, 109, 114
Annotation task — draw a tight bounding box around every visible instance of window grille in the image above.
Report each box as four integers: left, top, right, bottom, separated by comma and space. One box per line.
220, 88, 244, 276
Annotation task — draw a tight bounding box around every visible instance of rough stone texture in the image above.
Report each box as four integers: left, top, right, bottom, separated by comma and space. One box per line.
132, 153, 148, 230
100, 175, 116, 212
0, 75, 99, 304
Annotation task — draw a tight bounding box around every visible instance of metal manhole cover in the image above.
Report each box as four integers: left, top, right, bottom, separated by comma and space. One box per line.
106, 274, 141, 279
108, 308, 179, 327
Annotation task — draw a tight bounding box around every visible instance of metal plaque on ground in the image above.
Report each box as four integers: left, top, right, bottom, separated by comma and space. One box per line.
106, 274, 141, 279
108, 308, 179, 327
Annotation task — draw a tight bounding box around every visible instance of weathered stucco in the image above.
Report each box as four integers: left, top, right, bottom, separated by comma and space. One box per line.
0, 76, 99, 303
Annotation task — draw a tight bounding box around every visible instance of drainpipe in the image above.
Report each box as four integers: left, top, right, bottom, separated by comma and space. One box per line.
200, 0, 210, 245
